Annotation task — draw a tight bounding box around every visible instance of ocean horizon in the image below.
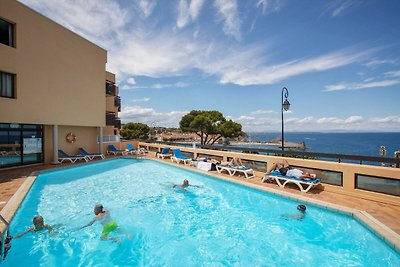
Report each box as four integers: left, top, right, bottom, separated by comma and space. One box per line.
244, 132, 400, 158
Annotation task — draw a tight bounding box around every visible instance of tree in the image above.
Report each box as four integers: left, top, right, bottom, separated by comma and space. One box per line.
120, 122, 150, 140
179, 110, 243, 145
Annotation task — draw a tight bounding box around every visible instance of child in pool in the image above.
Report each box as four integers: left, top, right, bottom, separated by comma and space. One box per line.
13, 215, 55, 238
81, 204, 130, 243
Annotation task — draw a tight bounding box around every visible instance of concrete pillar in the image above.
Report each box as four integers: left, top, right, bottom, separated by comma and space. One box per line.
99, 127, 104, 154
51, 125, 59, 164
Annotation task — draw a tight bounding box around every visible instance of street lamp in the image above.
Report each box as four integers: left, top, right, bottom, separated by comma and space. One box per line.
281, 87, 290, 151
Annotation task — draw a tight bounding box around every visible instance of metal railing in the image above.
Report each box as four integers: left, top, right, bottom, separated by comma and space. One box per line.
0, 214, 10, 263
154, 141, 400, 166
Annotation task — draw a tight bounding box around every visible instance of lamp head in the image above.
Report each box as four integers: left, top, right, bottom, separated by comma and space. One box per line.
283, 99, 290, 111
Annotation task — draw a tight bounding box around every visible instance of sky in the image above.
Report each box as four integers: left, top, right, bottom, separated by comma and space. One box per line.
20, 0, 400, 132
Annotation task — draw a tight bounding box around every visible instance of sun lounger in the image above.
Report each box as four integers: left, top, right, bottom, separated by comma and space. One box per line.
58, 149, 89, 163
264, 171, 321, 193
107, 145, 126, 156
171, 149, 193, 165
216, 163, 255, 178
78, 148, 105, 160
156, 147, 171, 159
126, 144, 146, 156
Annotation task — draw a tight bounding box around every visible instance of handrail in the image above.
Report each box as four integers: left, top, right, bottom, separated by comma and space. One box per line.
149, 141, 400, 166
0, 214, 10, 263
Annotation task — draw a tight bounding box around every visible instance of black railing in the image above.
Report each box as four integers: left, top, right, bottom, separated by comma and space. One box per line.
106, 83, 116, 96
152, 141, 400, 167
115, 119, 121, 129
115, 96, 121, 112
106, 113, 116, 126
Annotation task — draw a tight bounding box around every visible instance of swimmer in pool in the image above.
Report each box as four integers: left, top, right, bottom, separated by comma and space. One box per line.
14, 215, 56, 238
173, 179, 202, 191
81, 204, 130, 243
282, 205, 307, 220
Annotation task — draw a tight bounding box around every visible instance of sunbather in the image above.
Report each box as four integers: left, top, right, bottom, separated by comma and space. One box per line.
265, 159, 316, 179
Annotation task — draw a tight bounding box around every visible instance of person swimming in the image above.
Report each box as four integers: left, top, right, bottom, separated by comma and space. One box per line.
173, 179, 202, 191
81, 204, 122, 243
13, 215, 56, 238
282, 205, 307, 220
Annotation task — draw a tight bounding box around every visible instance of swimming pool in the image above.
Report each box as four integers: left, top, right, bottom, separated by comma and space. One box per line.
4, 159, 400, 266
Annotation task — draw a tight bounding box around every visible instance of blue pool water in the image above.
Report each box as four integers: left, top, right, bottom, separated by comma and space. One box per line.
4, 159, 400, 266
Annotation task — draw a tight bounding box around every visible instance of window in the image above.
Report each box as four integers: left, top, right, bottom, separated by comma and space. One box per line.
0, 71, 15, 98
0, 18, 14, 47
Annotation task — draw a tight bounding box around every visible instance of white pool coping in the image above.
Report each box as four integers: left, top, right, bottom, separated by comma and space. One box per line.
1, 156, 399, 254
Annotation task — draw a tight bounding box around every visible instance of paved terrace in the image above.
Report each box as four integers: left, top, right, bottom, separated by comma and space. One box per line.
1, 154, 399, 236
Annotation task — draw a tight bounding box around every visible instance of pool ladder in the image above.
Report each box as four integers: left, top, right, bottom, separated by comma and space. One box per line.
0, 214, 11, 263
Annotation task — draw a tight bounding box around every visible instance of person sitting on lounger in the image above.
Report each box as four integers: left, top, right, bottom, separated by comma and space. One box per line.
282, 205, 307, 220
265, 159, 316, 179
14, 215, 56, 238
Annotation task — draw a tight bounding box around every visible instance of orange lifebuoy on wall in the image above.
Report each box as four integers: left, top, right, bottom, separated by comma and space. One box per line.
66, 132, 77, 144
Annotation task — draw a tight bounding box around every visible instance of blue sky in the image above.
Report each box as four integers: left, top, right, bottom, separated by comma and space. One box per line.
21, 0, 400, 132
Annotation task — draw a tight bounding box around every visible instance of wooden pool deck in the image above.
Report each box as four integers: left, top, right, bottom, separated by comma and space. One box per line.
1, 155, 399, 236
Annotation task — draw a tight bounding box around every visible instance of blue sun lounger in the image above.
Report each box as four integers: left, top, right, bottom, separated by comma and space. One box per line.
156, 147, 171, 159
58, 149, 89, 163
171, 149, 193, 165
126, 144, 146, 156
78, 148, 105, 160
264, 171, 321, 193
107, 145, 126, 156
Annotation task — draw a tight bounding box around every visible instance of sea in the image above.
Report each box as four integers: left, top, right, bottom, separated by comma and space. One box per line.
244, 132, 400, 158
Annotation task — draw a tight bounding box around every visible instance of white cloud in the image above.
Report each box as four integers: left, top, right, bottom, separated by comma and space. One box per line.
213, 49, 370, 86
325, 0, 362, 17
176, 0, 205, 29
126, 82, 189, 90
344, 115, 363, 123
370, 116, 400, 123
385, 70, 400, 78
120, 106, 187, 127
138, 0, 157, 18
364, 59, 398, 68
324, 79, 400, 92
250, 109, 277, 115
235, 115, 397, 132
256, 0, 284, 15
126, 77, 137, 85
214, 0, 241, 40
131, 97, 150, 102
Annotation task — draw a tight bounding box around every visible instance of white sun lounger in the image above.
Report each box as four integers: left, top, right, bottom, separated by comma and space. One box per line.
264, 171, 321, 193
171, 149, 193, 165
216, 165, 255, 178
58, 149, 89, 163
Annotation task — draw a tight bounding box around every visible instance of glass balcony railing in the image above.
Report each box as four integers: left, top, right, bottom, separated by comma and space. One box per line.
106, 84, 116, 96
115, 96, 121, 111
106, 113, 116, 126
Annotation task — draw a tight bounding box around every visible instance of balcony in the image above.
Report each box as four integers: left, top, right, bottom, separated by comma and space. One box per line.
115, 96, 121, 112
115, 118, 121, 129
106, 83, 116, 96
106, 113, 116, 126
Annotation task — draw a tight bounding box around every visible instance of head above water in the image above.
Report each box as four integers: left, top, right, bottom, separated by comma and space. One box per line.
297, 205, 306, 212
94, 204, 104, 215
183, 179, 189, 186
33, 215, 44, 227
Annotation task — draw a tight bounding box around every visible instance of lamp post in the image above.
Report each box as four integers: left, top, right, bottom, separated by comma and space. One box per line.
281, 87, 290, 151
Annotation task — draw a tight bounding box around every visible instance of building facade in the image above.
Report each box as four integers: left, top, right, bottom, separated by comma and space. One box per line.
0, 0, 121, 169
